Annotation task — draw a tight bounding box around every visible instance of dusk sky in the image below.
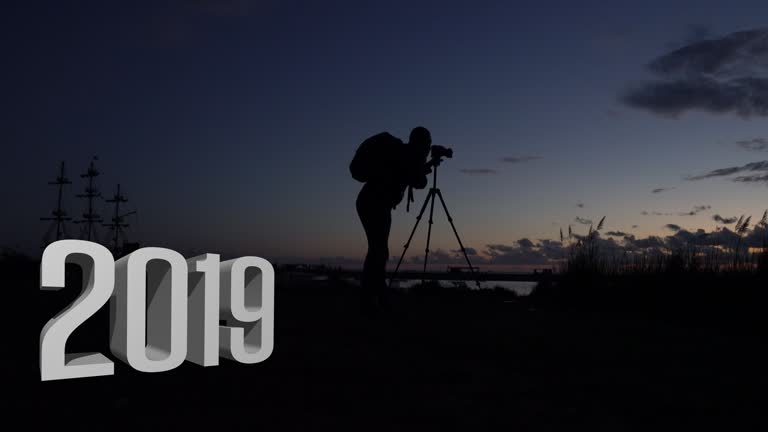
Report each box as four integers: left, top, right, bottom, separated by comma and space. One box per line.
3, 1, 766, 268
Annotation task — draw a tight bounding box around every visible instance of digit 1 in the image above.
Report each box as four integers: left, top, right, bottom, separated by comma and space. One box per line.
110, 247, 188, 373
186, 254, 220, 367
40, 240, 115, 381
219, 257, 275, 364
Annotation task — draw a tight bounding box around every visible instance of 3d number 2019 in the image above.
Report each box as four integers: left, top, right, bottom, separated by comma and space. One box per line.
39, 240, 275, 381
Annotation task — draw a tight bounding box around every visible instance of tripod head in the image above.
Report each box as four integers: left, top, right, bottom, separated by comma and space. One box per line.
425, 147, 453, 177
427, 145, 453, 167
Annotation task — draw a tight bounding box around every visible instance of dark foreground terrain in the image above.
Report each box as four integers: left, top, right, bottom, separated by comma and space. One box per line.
7, 254, 767, 431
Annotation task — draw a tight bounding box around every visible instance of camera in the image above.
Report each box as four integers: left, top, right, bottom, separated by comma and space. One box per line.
430, 145, 453, 160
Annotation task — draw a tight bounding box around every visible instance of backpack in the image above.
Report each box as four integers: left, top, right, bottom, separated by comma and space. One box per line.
349, 132, 402, 183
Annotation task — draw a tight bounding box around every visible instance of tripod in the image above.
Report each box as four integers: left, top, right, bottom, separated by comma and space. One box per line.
391, 160, 481, 288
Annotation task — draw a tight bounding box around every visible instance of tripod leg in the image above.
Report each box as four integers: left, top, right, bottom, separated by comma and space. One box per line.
435, 190, 481, 289
390, 189, 434, 287
421, 188, 438, 286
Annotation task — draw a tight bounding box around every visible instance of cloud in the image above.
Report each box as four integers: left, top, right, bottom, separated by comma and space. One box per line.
485, 241, 564, 266
576, 202, 585, 208
452, 247, 478, 256
686, 160, 768, 180
733, 173, 768, 184
623, 77, 768, 118
678, 205, 711, 216
652, 187, 674, 194
698, 227, 741, 248
408, 245, 491, 266
409, 249, 473, 266
569, 234, 625, 254
500, 156, 542, 164
713, 214, 738, 224
664, 228, 711, 250
574, 217, 593, 225
537, 239, 564, 256
643, 205, 711, 216
736, 138, 768, 151
621, 29, 768, 118
517, 238, 535, 248
460, 168, 497, 175
665, 224, 682, 231
743, 224, 768, 247
623, 235, 666, 250
648, 29, 768, 77
605, 231, 629, 237
619, 226, 754, 254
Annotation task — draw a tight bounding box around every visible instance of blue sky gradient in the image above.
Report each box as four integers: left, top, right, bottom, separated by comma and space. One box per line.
3, 1, 766, 267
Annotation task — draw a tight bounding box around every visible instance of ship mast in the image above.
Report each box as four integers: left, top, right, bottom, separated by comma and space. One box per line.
102, 184, 134, 254
74, 157, 102, 241
40, 161, 72, 243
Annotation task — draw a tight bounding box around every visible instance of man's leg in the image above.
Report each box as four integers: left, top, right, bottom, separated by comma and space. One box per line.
374, 210, 391, 302
357, 194, 391, 310
362, 206, 391, 307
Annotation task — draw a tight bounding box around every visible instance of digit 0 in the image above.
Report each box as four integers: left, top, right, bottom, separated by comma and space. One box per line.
110, 247, 188, 373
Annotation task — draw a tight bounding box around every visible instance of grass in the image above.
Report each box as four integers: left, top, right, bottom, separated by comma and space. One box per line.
559, 212, 768, 276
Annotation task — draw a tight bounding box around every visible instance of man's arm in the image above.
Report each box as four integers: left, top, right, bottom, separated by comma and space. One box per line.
410, 164, 430, 189
403, 145, 430, 189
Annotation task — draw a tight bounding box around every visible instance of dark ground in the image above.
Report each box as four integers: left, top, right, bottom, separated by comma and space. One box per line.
6, 254, 767, 431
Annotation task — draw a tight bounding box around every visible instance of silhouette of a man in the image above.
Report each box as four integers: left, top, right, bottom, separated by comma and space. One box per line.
356, 126, 432, 309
